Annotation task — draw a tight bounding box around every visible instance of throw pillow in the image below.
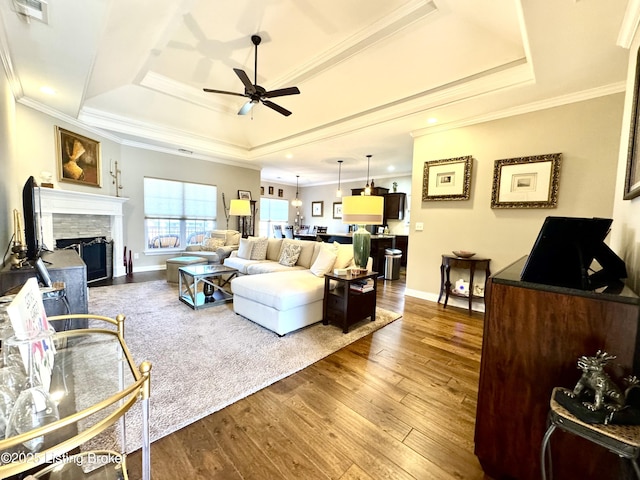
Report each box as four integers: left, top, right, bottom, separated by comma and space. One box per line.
334, 242, 354, 269
310, 246, 338, 277
279, 242, 302, 267
248, 236, 268, 260
201, 237, 225, 252
237, 238, 254, 259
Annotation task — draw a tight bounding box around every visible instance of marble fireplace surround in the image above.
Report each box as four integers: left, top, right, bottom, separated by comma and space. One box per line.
35, 188, 128, 277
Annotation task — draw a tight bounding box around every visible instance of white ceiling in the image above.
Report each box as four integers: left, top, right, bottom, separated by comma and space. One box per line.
0, 0, 634, 186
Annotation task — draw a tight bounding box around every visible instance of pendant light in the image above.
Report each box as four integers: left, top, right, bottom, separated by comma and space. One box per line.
336, 160, 343, 197
364, 154, 372, 195
292, 175, 302, 207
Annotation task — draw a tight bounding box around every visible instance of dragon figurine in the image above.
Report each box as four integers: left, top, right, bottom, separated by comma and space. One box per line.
571, 350, 626, 411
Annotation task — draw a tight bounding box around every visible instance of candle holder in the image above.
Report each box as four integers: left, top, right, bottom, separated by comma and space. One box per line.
10, 243, 27, 270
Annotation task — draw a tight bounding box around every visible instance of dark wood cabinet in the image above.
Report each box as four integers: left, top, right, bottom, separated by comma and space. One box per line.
383, 192, 406, 221
351, 186, 389, 196
475, 257, 640, 480
394, 235, 408, 267
323, 271, 378, 333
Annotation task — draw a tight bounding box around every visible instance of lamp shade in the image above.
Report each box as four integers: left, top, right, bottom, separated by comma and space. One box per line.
341, 196, 384, 225
229, 199, 251, 216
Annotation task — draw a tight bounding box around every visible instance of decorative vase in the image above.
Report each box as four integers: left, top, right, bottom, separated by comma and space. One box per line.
352, 225, 371, 269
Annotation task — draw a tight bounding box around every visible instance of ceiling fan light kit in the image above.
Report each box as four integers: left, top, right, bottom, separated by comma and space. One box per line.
203, 34, 300, 117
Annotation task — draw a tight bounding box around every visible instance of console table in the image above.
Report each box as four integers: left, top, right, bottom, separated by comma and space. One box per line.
323, 270, 378, 333
0, 314, 152, 479
0, 250, 88, 329
474, 256, 640, 480
438, 254, 491, 313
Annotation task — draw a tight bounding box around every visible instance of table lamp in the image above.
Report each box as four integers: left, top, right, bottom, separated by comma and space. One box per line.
342, 195, 384, 269
229, 199, 251, 237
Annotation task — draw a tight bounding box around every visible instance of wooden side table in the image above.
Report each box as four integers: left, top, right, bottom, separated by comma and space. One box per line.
438, 254, 491, 313
323, 270, 378, 333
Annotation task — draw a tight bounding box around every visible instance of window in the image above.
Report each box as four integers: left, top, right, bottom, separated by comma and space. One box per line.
144, 178, 217, 251
259, 198, 289, 237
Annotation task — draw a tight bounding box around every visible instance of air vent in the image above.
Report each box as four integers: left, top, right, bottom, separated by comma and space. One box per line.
12, 0, 48, 23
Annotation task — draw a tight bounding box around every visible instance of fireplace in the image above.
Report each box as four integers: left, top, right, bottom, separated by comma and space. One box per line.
35, 188, 128, 277
56, 237, 112, 283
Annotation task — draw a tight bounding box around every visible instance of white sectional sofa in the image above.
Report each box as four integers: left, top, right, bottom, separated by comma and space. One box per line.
225, 237, 356, 336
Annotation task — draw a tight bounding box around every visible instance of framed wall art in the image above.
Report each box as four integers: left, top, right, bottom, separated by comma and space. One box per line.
56, 126, 101, 187
422, 156, 472, 201
268, 186, 274, 195
238, 190, 252, 200
312, 201, 324, 217
333, 202, 342, 219
491, 153, 562, 208
278, 188, 283, 198
625, 46, 640, 200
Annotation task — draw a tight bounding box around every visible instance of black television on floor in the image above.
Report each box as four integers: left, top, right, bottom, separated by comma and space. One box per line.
520, 216, 627, 291
22, 175, 40, 261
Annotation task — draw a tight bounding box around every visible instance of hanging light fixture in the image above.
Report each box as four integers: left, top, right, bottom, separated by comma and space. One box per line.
336, 160, 343, 197
364, 154, 372, 195
292, 175, 302, 207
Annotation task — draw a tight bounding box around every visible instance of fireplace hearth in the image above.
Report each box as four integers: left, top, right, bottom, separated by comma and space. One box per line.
56, 237, 113, 283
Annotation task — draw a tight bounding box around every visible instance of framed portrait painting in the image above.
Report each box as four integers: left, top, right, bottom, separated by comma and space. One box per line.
312, 201, 323, 217
56, 126, 101, 187
491, 153, 561, 208
422, 156, 472, 201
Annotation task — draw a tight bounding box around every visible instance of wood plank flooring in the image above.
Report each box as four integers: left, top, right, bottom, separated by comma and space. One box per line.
122, 271, 490, 479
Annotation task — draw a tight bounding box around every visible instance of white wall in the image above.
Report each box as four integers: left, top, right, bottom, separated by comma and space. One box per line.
0, 63, 16, 261
612, 35, 640, 294
407, 94, 625, 307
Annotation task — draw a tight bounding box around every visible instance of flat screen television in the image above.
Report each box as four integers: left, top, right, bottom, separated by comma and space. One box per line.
520, 216, 627, 291
22, 175, 40, 261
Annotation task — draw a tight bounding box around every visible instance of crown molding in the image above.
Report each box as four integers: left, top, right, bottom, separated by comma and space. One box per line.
618, 0, 640, 49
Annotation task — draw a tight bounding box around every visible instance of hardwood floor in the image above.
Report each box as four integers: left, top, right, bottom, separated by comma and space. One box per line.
117, 270, 490, 479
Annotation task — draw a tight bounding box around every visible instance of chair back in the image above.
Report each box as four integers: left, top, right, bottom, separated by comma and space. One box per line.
316, 226, 328, 234
284, 226, 294, 239
273, 225, 284, 238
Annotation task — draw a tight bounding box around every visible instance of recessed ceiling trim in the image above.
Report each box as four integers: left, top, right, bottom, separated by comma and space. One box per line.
0, 8, 23, 98
617, 0, 640, 48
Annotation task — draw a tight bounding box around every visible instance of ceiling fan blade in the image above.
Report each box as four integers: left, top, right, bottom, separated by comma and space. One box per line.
262, 100, 292, 117
203, 88, 247, 98
238, 100, 256, 115
264, 86, 300, 99
234, 68, 256, 94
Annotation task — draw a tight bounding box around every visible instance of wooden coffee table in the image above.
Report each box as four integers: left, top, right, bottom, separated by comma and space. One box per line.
178, 264, 238, 310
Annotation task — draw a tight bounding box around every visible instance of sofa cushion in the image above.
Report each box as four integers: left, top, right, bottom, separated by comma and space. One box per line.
246, 262, 306, 275
248, 236, 268, 260
310, 244, 338, 277
334, 242, 354, 269
266, 238, 283, 261
279, 242, 302, 267
237, 238, 253, 259
202, 237, 225, 251
232, 271, 325, 311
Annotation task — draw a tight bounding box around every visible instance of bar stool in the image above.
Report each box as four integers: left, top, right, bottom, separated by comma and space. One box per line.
541, 387, 640, 480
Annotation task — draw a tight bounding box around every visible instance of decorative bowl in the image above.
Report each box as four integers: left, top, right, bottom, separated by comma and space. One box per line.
452, 250, 475, 258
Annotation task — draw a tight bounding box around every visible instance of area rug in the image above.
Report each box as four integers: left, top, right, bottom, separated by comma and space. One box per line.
82, 280, 402, 452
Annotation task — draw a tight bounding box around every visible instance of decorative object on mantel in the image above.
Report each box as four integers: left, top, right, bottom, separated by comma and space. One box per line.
491, 153, 561, 208
392, 181, 398, 192
422, 156, 473, 201
39, 171, 53, 188
109, 159, 123, 196
10, 209, 28, 269
55, 126, 101, 188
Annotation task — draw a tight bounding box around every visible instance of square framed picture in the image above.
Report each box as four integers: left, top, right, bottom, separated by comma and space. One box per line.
491, 153, 562, 208
312, 201, 324, 217
333, 202, 342, 219
238, 190, 252, 200
56, 126, 101, 187
422, 156, 472, 201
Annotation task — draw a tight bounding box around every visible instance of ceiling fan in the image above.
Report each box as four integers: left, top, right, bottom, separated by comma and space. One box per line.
203, 34, 300, 117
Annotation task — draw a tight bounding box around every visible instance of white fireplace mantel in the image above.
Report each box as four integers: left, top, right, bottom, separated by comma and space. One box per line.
35, 188, 129, 277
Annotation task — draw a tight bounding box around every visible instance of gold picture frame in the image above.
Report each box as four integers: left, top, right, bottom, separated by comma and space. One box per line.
422, 156, 472, 201
333, 202, 342, 219
491, 153, 562, 208
56, 126, 101, 187
625, 46, 640, 200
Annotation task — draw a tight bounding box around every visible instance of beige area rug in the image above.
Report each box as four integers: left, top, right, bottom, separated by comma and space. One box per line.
83, 280, 402, 452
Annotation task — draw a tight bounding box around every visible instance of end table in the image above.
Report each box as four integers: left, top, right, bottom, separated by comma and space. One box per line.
323, 270, 378, 333
438, 254, 491, 314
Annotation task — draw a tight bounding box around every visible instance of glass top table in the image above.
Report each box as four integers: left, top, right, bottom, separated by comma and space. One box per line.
0, 314, 151, 480
178, 264, 238, 310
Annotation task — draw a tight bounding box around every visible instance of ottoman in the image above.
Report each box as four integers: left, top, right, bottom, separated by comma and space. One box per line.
166, 256, 208, 283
